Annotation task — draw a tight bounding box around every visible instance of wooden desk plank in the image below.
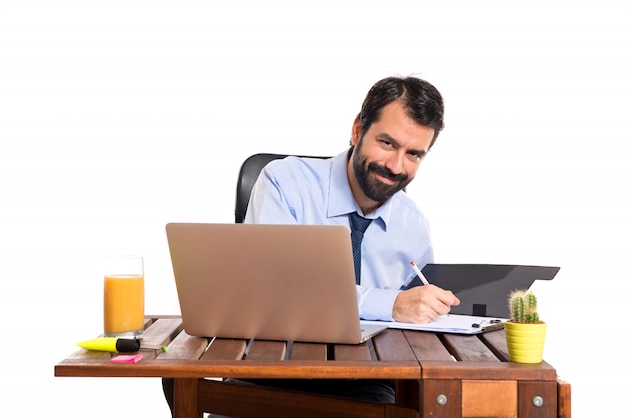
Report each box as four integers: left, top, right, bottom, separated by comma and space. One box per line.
173, 378, 199, 418
157, 330, 208, 360
420, 360, 557, 381
558, 378, 572, 418
462, 380, 517, 417
480, 329, 509, 361
246, 340, 287, 361
187, 360, 423, 379
440, 334, 501, 362
66, 349, 112, 361
290, 342, 328, 360
334, 340, 376, 362
202, 339, 247, 360
141, 317, 184, 349
420, 378, 461, 418
519, 380, 557, 418
404, 330, 454, 362
145, 314, 184, 320
373, 329, 416, 361
197, 378, 391, 418
55, 358, 416, 379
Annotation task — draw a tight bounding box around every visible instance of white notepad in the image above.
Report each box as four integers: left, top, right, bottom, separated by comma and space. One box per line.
361, 314, 507, 335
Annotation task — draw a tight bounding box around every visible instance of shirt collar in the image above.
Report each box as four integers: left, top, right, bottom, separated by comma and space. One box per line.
327, 149, 395, 228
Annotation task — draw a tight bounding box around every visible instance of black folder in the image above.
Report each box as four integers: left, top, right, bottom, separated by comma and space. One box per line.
406, 264, 560, 318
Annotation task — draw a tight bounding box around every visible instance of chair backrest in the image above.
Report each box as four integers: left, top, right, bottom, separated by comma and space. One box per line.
235, 153, 329, 223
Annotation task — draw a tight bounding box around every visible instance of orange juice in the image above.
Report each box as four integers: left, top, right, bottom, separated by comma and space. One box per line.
103, 274, 144, 337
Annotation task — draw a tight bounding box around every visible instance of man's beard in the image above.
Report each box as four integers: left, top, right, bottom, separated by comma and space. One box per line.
352, 143, 413, 203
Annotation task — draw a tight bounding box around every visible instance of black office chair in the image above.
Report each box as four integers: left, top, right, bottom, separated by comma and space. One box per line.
234, 153, 329, 223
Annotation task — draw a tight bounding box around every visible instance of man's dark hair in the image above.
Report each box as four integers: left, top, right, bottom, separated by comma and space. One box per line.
357, 76, 445, 148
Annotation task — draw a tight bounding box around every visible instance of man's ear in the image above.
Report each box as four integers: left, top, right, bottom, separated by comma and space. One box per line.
350, 116, 362, 146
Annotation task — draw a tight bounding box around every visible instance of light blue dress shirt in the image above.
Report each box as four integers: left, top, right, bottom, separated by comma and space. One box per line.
245, 149, 434, 321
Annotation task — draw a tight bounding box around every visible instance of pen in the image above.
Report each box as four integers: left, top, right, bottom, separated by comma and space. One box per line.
76, 337, 167, 353
409, 261, 430, 286
409, 261, 451, 317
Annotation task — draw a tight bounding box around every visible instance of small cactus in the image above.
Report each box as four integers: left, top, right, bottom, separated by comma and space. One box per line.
508, 290, 541, 323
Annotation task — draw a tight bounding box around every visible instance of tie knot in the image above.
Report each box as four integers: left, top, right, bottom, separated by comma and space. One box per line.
349, 212, 373, 233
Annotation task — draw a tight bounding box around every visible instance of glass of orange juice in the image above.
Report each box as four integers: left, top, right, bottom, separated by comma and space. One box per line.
103, 255, 144, 338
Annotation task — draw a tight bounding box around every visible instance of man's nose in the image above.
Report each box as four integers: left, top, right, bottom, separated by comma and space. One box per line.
385, 152, 403, 175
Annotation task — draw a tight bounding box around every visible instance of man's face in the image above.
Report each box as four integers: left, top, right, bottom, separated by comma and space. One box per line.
351, 101, 434, 204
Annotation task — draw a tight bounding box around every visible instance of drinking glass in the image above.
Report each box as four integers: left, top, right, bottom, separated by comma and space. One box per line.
103, 255, 144, 338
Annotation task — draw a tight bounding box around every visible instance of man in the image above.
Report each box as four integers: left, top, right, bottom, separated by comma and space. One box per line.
246, 75, 459, 323
163, 75, 460, 414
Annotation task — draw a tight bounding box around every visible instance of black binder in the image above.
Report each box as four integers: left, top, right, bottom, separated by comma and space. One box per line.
406, 264, 560, 318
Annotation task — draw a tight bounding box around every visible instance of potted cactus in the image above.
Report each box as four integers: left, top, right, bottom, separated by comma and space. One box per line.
504, 290, 547, 363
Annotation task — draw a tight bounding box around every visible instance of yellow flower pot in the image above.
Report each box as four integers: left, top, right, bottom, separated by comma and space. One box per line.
504, 321, 547, 364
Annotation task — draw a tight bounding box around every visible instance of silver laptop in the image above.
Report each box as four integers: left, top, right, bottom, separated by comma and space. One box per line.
166, 223, 387, 344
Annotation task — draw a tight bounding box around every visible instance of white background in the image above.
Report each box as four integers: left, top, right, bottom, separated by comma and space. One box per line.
1, 0, 624, 416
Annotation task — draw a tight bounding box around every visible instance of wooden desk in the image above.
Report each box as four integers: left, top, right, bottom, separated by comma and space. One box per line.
55, 315, 571, 418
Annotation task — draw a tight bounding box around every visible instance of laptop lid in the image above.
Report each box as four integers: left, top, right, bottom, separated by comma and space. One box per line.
165, 223, 386, 344
407, 264, 560, 318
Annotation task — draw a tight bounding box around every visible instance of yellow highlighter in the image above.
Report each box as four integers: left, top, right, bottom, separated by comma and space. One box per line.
76, 337, 166, 353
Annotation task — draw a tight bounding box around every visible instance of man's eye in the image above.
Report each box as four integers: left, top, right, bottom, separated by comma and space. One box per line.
407, 152, 424, 161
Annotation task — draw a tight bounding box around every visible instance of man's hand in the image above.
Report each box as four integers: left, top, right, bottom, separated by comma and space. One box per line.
392, 285, 460, 323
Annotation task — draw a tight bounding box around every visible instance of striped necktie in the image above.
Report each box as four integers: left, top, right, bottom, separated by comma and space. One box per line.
349, 212, 373, 285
